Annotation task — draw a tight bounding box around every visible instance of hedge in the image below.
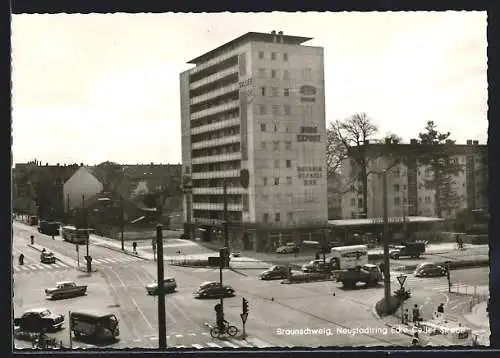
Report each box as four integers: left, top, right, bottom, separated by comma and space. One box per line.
375, 295, 401, 316
167, 259, 210, 267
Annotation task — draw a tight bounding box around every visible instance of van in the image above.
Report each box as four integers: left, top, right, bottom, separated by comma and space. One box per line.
70, 310, 120, 342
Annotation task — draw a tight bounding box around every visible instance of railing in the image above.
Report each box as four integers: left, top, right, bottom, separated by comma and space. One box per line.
191, 117, 240, 135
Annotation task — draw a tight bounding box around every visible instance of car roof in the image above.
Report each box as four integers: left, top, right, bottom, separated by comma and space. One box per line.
56, 281, 74, 285
200, 281, 217, 286
26, 308, 49, 313
70, 310, 115, 318
364, 263, 377, 268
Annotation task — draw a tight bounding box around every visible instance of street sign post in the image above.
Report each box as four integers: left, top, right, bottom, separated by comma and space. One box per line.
397, 274, 407, 324
397, 275, 407, 287
240, 312, 248, 338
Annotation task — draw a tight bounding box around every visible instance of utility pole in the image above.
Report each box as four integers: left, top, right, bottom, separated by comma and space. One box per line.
382, 171, 391, 314
156, 224, 166, 349
120, 196, 124, 251
82, 194, 91, 273
219, 247, 226, 311
223, 180, 229, 255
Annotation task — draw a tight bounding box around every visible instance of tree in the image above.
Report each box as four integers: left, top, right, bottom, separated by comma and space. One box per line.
95, 161, 124, 193
418, 121, 463, 218
328, 113, 379, 216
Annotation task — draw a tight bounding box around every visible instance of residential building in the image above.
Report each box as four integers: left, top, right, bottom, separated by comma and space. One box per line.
340, 139, 488, 219
63, 166, 104, 213
180, 31, 327, 252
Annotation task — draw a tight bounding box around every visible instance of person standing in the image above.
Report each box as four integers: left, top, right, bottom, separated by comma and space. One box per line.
403, 309, 409, 325
412, 304, 420, 325
132, 241, 137, 254
411, 332, 420, 346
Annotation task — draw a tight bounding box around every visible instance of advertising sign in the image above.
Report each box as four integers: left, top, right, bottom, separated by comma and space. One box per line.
300, 85, 317, 103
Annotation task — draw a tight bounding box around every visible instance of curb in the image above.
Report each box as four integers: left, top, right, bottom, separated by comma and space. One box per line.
93, 242, 150, 261
26, 244, 77, 268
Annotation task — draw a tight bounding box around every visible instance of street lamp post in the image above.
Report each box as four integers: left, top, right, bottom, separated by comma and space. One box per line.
120, 196, 124, 251
382, 171, 391, 314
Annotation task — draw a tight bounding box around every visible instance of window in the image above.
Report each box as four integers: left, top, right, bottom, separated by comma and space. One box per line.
286, 212, 293, 222
185, 166, 191, 174
286, 176, 292, 185
259, 104, 266, 115
271, 87, 279, 97
418, 183, 423, 189
271, 52, 276, 60
285, 141, 292, 150
425, 196, 431, 204
283, 70, 289, 80
274, 177, 280, 185
351, 198, 356, 206
284, 105, 291, 116
302, 68, 312, 81
283, 53, 288, 61
260, 123, 266, 132
302, 105, 313, 119
272, 105, 280, 116
260, 87, 266, 96
258, 68, 266, 78
263, 177, 268, 186
394, 197, 401, 205
425, 168, 431, 177
394, 184, 400, 192
262, 213, 269, 223
274, 160, 280, 168
271, 69, 277, 78
403, 184, 407, 190
419, 197, 422, 203
258, 51, 264, 59
358, 198, 363, 208
275, 213, 280, 222
284, 88, 290, 96
261, 141, 267, 149
286, 126, 290, 132
273, 141, 279, 150
286, 160, 292, 168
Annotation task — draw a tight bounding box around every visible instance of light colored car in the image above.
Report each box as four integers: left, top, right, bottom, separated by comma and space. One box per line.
45, 281, 87, 300
276, 242, 299, 254
146, 277, 177, 295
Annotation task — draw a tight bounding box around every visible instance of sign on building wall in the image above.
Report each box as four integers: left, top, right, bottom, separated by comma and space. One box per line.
297, 166, 322, 186
239, 93, 249, 161
297, 126, 321, 142
299, 85, 317, 103
239, 53, 246, 76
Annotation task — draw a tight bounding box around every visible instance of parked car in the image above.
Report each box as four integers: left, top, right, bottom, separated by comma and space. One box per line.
193, 281, 235, 298
45, 281, 87, 300
259, 265, 290, 280
336, 263, 383, 288
14, 308, 64, 332
302, 260, 322, 273
276, 242, 299, 254
40, 252, 56, 264
146, 277, 177, 295
414, 262, 447, 277
70, 310, 119, 342
231, 252, 241, 257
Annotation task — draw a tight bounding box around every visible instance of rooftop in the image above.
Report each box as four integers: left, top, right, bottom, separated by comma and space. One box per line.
188, 31, 313, 65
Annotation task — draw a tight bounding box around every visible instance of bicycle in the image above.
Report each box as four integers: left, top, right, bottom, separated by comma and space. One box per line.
210, 322, 238, 338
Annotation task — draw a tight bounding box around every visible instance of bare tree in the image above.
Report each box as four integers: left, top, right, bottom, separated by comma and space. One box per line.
328, 113, 379, 216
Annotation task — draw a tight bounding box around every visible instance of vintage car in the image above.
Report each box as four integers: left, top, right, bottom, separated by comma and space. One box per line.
193, 281, 235, 299
45, 281, 87, 300
389, 242, 426, 259
14, 308, 64, 332
276, 242, 300, 254
259, 265, 290, 280
414, 262, 448, 277
145, 277, 177, 295
40, 251, 56, 264
70, 310, 120, 342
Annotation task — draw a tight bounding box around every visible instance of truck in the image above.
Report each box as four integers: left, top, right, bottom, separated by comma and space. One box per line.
38, 220, 60, 236
329, 245, 383, 288
45, 281, 87, 300
389, 241, 426, 259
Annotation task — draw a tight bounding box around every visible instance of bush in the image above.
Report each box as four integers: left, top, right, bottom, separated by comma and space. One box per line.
375, 295, 401, 316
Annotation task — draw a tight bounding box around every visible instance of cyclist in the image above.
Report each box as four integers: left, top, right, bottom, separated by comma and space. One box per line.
216, 311, 228, 331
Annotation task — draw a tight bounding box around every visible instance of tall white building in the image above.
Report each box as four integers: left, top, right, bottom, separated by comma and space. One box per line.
180, 31, 327, 252
340, 139, 488, 219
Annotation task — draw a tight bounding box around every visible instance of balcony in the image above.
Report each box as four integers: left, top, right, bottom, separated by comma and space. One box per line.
189, 51, 239, 75
190, 65, 239, 91
192, 169, 240, 180
192, 202, 243, 211
191, 152, 242, 165
192, 134, 240, 150
192, 187, 247, 195
191, 100, 240, 121
191, 117, 240, 135
191, 83, 239, 105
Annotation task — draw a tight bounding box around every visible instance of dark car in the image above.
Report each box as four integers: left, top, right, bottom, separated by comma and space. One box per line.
40, 252, 56, 264
70, 311, 120, 342
389, 242, 426, 259
193, 281, 235, 298
146, 277, 177, 295
414, 262, 447, 277
276, 243, 300, 254
14, 308, 64, 332
259, 265, 290, 280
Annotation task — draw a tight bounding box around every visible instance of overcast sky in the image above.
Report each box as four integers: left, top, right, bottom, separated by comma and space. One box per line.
11, 11, 487, 166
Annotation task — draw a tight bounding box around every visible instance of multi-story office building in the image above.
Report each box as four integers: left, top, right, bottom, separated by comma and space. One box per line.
180, 31, 327, 252
340, 139, 488, 219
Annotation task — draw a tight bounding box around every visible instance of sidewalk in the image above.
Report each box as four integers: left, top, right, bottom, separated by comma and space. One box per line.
26, 243, 78, 268
463, 300, 490, 345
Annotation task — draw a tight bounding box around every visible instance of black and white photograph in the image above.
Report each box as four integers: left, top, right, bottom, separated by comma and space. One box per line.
11, 11, 489, 350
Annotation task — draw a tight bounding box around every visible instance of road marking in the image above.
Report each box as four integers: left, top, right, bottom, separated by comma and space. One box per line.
206, 342, 222, 348
13, 266, 20, 272
201, 332, 209, 336
175, 334, 183, 338
192, 344, 204, 349
188, 333, 197, 336
100, 258, 115, 263
235, 340, 253, 348
246, 337, 272, 348
450, 301, 469, 310
58, 262, 69, 267
28, 265, 38, 270
222, 340, 239, 348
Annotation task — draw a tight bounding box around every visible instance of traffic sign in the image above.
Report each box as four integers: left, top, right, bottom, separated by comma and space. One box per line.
396, 275, 407, 287
240, 312, 248, 323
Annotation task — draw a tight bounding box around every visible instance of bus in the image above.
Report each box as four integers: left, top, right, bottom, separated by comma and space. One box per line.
329, 245, 368, 270
61, 225, 88, 244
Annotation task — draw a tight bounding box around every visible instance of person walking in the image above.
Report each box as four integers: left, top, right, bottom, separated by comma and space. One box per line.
403, 309, 409, 325
132, 241, 137, 254
411, 332, 420, 346
412, 304, 420, 325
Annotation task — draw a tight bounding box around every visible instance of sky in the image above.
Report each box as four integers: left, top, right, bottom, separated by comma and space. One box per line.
11, 11, 488, 166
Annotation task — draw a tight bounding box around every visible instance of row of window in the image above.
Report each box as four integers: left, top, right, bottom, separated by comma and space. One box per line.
260, 140, 293, 150
256, 68, 312, 81
262, 176, 293, 186
349, 196, 432, 207
260, 87, 291, 97
258, 51, 289, 62
257, 104, 292, 116
262, 212, 294, 223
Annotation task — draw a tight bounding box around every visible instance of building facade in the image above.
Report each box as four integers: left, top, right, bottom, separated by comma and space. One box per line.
340, 139, 488, 220
180, 31, 328, 252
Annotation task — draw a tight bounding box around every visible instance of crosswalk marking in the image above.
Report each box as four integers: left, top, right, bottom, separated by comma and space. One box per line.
234, 340, 253, 348
192, 344, 205, 349
222, 341, 239, 348
35, 264, 45, 269
12, 261, 71, 274
206, 342, 222, 348
28, 265, 38, 270
175, 334, 183, 338
144, 334, 273, 349
246, 337, 272, 348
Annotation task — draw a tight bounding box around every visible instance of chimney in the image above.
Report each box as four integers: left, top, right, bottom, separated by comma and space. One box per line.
271, 30, 277, 42
473, 140, 479, 145
410, 139, 418, 144
466, 139, 473, 145
278, 31, 283, 43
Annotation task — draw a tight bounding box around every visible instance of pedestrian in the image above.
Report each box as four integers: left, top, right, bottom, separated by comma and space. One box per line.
30, 235, 34, 245
379, 262, 385, 279
403, 309, 409, 325
412, 304, 420, 325
437, 303, 444, 314
411, 332, 420, 346
132, 241, 137, 254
